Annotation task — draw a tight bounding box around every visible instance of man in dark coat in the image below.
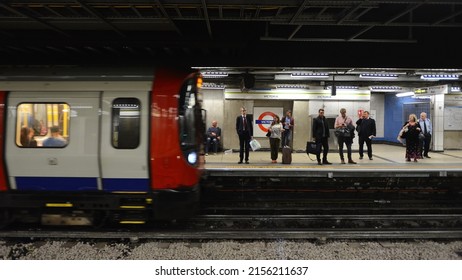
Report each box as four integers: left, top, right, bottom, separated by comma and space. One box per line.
235, 107, 253, 164
312, 108, 332, 165
356, 110, 376, 160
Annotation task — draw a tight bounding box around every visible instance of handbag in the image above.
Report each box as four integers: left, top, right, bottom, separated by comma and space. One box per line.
249, 139, 261, 151
419, 132, 425, 140
306, 141, 318, 161
266, 131, 271, 137
306, 141, 317, 155
335, 127, 351, 138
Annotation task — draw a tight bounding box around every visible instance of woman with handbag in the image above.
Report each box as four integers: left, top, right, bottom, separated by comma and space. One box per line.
268, 115, 284, 163
334, 108, 356, 164
401, 114, 422, 162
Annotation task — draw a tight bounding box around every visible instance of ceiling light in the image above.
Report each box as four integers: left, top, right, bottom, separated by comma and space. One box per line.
202, 71, 228, 78
396, 92, 414, 97
202, 82, 225, 89
360, 73, 398, 79
451, 86, 461, 92
276, 84, 308, 89
326, 85, 358, 89
291, 72, 329, 78
370, 86, 402, 92
420, 74, 459, 80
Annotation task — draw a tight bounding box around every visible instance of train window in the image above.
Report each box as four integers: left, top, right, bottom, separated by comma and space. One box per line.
15, 103, 70, 148
112, 98, 141, 149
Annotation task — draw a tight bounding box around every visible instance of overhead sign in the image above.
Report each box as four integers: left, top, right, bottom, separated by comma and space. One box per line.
224, 88, 370, 101
415, 85, 448, 96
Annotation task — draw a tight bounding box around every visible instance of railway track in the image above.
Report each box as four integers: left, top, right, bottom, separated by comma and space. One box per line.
1, 213, 461, 240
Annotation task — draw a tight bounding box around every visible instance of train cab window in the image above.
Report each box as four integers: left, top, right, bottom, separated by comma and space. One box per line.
15, 103, 70, 148
112, 98, 141, 149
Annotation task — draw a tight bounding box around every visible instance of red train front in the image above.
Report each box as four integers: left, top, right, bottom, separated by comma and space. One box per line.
0, 66, 205, 227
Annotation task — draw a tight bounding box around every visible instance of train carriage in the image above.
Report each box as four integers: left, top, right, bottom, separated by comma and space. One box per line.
0, 67, 205, 227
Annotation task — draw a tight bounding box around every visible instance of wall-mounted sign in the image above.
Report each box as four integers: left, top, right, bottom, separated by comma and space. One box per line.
224, 88, 370, 101
253, 107, 284, 137
415, 85, 448, 96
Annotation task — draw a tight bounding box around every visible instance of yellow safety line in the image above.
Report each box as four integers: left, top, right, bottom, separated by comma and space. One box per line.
45, 203, 73, 207
120, 206, 146, 209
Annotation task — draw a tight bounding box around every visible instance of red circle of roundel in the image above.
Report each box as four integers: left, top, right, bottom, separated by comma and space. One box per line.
258, 111, 277, 132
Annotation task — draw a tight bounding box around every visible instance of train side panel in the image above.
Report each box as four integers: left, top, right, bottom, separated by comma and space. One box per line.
5, 92, 101, 191
100, 91, 150, 191
0, 91, 8, 192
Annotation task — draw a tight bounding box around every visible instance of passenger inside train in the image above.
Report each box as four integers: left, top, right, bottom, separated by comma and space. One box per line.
42, 126, 67, 147
16, 103, 70, 148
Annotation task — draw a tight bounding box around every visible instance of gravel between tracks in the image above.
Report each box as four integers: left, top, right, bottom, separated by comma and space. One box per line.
1, 240, 462, 260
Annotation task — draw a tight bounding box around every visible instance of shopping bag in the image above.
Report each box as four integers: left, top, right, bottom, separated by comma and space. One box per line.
249, 139, 261, 151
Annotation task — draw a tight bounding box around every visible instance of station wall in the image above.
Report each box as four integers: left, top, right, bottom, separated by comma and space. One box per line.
202, 89, 462, 152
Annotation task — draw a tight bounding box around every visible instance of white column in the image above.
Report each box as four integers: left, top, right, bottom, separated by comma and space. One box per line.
431, 94, 444, 152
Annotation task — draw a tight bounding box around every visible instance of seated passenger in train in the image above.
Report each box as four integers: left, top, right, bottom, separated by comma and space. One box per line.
20, 127, 37, 147
205, 120, 221, 155
42, 126, 67, 147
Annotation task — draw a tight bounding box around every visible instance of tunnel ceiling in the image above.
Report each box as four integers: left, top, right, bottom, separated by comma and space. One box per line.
1, 1, 462, 69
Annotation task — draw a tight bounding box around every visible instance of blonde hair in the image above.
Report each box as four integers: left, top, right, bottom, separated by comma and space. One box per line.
409, 114, 417, 122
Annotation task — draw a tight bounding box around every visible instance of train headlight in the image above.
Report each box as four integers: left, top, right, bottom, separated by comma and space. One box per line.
187, 151, 198, 165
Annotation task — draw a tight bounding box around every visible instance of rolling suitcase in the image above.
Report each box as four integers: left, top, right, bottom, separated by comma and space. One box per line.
282, 146, 292, 164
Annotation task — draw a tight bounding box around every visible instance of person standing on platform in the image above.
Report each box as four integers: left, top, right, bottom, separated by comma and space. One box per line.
356, 111, 376, 160
401, 114, 422, 162
312, 108, 332, 165
419, 112, 432, 158
281, 110, 294, 148
235, 107, 253, 164
268, 115, 283, 163
334, 108, 356, 164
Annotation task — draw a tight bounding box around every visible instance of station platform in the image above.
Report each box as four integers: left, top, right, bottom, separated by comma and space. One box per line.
202, 144, 462, 178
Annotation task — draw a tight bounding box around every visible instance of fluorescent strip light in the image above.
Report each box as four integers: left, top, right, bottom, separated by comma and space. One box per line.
202, 71, 228, 78
396, 92, 414, 97
451, 86, 461, 92
420, 74, 459, 80
291, 72, 329, 78
326, 85, 358, 90
360, 73, 398, 79
202, 82, 225, 89
370, 86, 402, 92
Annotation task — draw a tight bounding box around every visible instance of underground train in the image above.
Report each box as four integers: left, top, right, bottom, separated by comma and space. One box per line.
0, 67, 206, 227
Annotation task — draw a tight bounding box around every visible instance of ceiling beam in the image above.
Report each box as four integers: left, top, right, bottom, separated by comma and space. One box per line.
201, 0, 213, 39
0, 2, 70, 38
76, 0, 126, 38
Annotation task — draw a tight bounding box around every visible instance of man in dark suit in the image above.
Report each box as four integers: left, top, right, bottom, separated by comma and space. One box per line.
235, 107, 253, 164
356, 110, 376, 160
312, 108, 332, 165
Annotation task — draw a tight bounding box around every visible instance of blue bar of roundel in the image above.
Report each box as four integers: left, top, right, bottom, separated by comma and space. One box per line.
15, 177, 98, 191
102, 178, 150, 192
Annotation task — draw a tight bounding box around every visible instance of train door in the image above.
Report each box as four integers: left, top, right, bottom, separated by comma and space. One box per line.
100, 92, 149, 191
5, 92, 101, 191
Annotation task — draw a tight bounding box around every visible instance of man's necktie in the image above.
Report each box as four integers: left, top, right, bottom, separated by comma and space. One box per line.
243, 116, 246, 130
424, 121, 427, 134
